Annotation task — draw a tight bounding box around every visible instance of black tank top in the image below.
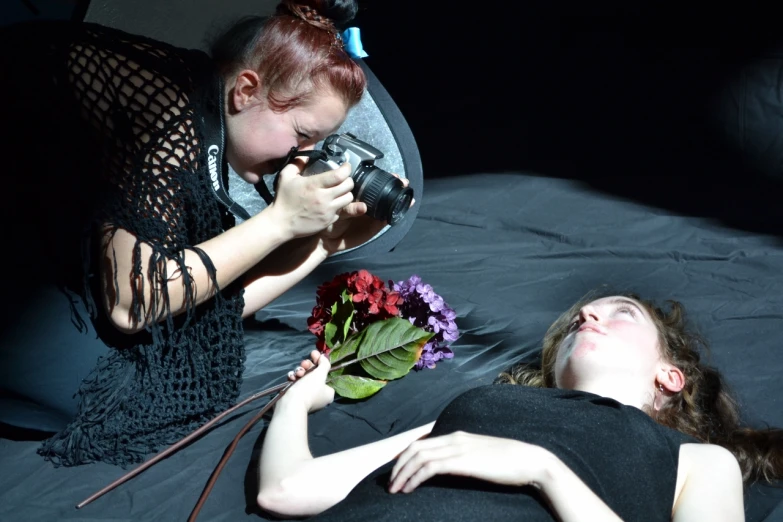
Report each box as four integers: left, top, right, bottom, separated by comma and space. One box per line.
313, 385, 695, 521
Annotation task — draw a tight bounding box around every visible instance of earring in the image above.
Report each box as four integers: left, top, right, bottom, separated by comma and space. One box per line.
658, 383, 664, 392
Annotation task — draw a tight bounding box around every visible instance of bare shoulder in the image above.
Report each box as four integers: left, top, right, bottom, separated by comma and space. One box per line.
673, 443, 744, 522
681, 442, 740, 465
677, 443, 742, 489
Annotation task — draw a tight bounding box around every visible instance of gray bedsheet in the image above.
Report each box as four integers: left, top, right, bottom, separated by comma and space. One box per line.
2, 173, 781, 521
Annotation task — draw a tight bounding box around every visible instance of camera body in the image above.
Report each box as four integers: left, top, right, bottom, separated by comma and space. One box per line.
302, 133, 413, 225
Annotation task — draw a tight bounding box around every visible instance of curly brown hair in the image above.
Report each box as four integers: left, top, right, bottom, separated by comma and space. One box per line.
497, 288, 783, 484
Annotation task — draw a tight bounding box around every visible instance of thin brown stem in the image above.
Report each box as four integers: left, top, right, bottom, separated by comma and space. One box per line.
75, 357, 356, 512
75, 381, 287, 509
187, 384, 293, 522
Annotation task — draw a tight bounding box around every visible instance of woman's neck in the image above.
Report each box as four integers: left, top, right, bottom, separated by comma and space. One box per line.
567, 378, 651, 410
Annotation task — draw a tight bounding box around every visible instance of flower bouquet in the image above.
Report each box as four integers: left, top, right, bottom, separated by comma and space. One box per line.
307, 270, 459, 399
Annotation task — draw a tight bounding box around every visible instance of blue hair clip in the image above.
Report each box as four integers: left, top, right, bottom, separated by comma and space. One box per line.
341, 27, 369, 59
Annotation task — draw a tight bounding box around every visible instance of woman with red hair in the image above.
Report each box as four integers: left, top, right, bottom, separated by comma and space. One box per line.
0, 0, 385, 468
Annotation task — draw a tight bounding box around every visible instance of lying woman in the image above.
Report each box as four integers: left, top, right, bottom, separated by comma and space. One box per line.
256, 290, 782, 521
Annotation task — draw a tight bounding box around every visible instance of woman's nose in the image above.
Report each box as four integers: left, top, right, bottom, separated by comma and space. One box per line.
579, 305, 601, 323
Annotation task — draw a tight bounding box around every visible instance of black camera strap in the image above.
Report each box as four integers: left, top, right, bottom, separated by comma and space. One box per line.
281, 146, 328, 166
200, 73, 252, 221
255, 147, 330, 205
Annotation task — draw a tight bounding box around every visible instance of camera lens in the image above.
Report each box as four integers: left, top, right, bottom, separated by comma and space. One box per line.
352, 165, 414, 225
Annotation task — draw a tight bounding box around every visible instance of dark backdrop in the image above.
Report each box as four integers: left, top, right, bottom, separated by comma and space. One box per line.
352, 1, 783, 237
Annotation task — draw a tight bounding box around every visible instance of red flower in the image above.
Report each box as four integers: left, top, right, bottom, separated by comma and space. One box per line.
306, 269, 405, 354
349, 269, 384, 305
347, 269, 402, 318
316, 338, 330, 355
307, 307, 327, 336
316, 272, 351, 305
307, 272, 351, 341
383, 290, 403, 316
366, 288, 383, 314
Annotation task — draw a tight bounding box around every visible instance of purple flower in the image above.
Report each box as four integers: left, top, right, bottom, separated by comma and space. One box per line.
392, 275, 459, 370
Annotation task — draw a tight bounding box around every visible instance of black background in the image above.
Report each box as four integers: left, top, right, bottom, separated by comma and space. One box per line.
352, 2, 783, 237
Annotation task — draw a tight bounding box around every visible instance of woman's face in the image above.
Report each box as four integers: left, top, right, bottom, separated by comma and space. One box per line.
225, 88, 348, 184
553, 296, 663, 389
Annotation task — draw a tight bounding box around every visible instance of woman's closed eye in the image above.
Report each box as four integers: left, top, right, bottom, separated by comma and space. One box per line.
614, 305, 638, 318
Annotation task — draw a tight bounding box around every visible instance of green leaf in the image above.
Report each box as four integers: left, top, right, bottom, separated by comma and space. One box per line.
342, 310, 355, 340
328, 339, 357, 368
323, 293, 356, 349
328, 374, 387, 399
336, 317, 433, 381
324, 322, 338, 349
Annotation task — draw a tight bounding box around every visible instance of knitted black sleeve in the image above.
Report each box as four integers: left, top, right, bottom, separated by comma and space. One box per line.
66, 25, 223, 329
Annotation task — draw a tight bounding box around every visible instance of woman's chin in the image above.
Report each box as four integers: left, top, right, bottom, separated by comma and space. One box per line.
570, 341, 601, 359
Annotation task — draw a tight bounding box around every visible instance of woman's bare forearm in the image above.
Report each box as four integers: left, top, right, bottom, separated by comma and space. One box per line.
240, 236, 330, 318
103, 205, 292, 333
258, 394, 434, 517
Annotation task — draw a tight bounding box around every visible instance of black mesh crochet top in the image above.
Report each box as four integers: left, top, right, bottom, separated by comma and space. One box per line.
2, 20, 246, 467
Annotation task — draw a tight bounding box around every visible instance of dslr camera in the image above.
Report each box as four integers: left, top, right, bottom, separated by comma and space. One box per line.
302, 133, 413, 225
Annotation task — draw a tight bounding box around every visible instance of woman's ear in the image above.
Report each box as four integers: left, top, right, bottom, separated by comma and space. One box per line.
229, 69, 263, 113
658, 365, 685, 394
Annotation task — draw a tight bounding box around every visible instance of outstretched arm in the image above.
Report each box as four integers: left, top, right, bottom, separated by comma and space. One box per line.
257, 351, 435, 518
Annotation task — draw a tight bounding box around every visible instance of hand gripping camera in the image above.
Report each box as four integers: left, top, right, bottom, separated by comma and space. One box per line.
302, 133, 414, 225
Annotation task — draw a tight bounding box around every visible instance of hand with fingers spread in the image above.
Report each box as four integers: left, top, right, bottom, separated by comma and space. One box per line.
387, 431, 554, 494
269, 159, 356, 240
281, 349, 335, 414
